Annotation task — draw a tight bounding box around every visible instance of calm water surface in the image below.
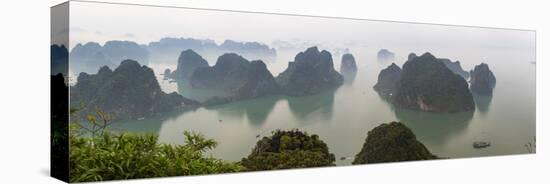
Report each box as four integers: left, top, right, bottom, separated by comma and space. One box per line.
111, 48, 536, 165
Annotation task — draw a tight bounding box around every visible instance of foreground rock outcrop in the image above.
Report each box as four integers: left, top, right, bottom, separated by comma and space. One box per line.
392, 53, 475, 113
353, 122, 437, 164
241, 129, 335, 170
276, 47, 343, 96
71, 60, 199, 119
469, 63, 496, 96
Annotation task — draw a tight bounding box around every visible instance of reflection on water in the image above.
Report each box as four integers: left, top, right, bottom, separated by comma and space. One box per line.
177, 80, 232, 102
473, 93, 493, 115
286, 88, 336, 121
373, 85, 475, 149
393, 109, 474, 147
342, 72, 357, 86
374, 89, 393, 104
205, 95, 282, 127
110, 108, 192, 134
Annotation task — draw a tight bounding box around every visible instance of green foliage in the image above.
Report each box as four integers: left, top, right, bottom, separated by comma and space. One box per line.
69, 131, 243, 182
241, 129, 335, 171
68, 109, 242, 182
353, 122, 437, 164
72, 108, 114, 138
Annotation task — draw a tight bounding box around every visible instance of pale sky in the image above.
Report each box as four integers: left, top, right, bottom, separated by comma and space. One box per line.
65, 0, 535, 70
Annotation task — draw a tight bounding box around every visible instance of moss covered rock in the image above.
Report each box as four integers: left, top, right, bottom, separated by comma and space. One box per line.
353, 122, 437, 164
241, 129, 335, 170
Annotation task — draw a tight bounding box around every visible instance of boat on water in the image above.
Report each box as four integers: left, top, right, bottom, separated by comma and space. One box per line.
473, 141, 491, 149
340, 156, 353, 160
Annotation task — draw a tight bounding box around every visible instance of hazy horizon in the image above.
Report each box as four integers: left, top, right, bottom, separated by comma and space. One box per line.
66, 1, 535, 71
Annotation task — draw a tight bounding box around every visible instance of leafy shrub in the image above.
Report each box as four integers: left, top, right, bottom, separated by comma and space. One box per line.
69, 131, 243, 182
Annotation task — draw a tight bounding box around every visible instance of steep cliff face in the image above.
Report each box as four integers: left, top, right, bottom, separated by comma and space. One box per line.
276, 47, 343, 96
234, 60, 281, 99
469, 63, 496, 96
71, 60, 198, 120
191, 53, 251, 90
373, 63, 402, 98
392, 53, 475, 113
171, 49, 209, 80
353, 122, 437, 164
189, 53, 280, 104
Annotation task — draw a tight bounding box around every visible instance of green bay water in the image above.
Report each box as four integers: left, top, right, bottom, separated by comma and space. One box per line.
111, 48, 536, 165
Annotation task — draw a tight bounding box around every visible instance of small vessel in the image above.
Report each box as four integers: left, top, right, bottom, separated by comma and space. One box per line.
340, 156, 352, 160
473, 141, 491, 149
137, 117, 145, 120
255, 134, 260, 138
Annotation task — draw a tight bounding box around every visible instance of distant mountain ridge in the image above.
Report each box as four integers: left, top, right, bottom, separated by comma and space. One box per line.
70, 41, 149, 74
71, 37, 277, 74
148, 38, 276, 65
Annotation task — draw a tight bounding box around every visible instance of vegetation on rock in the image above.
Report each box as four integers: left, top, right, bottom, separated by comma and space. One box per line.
241, 129, 335, 170
373, 63, 402, 98
276, 46, 343, 96
190, 53, 280, 103
171, 49, 209, 80
392, 53, 475, 113
353, 122, 437, 164
70, 59, 199, 120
